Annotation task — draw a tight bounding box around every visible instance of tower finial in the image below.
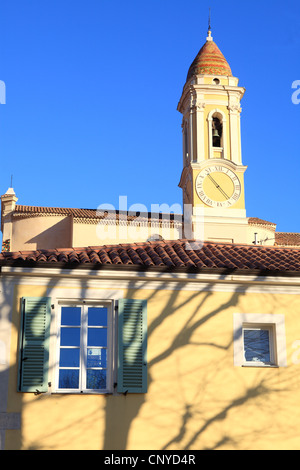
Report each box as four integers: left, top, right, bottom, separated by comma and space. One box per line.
206, 8, 213, 41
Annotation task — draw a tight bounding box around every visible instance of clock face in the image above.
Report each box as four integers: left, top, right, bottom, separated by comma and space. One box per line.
195, 165, 241, 208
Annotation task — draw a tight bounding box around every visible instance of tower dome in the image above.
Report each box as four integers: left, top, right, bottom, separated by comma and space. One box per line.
186, 30, 232, 81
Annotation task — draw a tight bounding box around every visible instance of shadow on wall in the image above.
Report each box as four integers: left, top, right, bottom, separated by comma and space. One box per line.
21, 217, 73, 250
1, 266, 299, 450
102, 277, 297, 451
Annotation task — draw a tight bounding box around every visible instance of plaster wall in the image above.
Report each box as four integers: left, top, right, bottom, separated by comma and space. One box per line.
2, 272, 300, 450
11, 216, 73, 251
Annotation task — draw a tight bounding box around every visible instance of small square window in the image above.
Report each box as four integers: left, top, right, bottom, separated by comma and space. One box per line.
243, 325, 275, 365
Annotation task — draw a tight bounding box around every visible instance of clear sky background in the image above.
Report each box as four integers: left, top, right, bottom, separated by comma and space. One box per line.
0, 0, 300, 240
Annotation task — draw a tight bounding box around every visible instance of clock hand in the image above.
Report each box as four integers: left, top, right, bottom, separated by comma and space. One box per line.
207, 173, 230, 200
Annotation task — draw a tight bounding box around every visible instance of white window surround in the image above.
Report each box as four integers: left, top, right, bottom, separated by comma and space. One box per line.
54, 300, 114, 394
47, 288, 122, 395
233, 313, 287, 367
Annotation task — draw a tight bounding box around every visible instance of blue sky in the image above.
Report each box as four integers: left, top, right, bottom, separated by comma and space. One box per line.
0, 0, 300, 236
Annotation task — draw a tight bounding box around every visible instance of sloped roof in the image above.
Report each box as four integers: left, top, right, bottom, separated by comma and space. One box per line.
1, 240, 300, 274
14, 205, 99, 218
275, 232, 300, 247
14, 206, 282, 228
13, 205, 182, 223
248, 217, 276, 228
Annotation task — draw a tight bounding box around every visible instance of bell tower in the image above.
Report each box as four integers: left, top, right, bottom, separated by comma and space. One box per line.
178, 28, 249, 244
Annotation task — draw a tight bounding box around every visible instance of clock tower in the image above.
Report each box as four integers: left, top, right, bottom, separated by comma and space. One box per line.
178, 28, 249, 244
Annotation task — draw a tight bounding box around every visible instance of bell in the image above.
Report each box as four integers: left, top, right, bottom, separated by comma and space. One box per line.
213, 128, 219, 138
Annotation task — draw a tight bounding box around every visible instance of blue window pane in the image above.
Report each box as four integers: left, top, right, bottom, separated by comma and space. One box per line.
61, 307, 81, 326
88, 328, 107, 347
61, 327, 81, 346
87, 348, 107, 368
88, 307, 107, 326
59, 369, 79, 389
87, 369, 106, 390
244, 329, 271, 363
60, 348, 80, 367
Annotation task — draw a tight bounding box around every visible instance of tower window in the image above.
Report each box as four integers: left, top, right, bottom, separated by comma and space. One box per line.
213, 78, 220, 85
212, 116, 222, 147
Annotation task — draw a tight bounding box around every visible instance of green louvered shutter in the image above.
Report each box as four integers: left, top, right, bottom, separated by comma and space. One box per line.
18, 297, 51, 393
117, 299, 147, 393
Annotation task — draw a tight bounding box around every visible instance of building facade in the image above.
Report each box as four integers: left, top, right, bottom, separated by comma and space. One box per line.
1, 28, 300, 451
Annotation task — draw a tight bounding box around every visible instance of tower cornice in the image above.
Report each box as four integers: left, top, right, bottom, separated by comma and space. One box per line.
178, 82, 245, 114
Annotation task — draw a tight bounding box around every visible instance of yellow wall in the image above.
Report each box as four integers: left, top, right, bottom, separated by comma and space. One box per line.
8, 216, 183, 253
73, 221, 182, 246
5, 278, 300, 450
203, 77, 230, 86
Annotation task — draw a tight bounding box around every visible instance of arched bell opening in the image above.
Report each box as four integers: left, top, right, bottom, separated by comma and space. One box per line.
208, 109, 227, 160
212, 116, 223, 148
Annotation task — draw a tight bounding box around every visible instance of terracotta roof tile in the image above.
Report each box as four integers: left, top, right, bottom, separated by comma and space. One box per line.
98, 249, 112, 264
187, 40, 232, 81
248, 217, 276, 228
275, 232, 300, 247
163, 244, 186, 267
118, 247, 133, 265
2, 240, 300, 274
14, 205, 182, 224
14, 205, 98, 217
136, 247, 155, 266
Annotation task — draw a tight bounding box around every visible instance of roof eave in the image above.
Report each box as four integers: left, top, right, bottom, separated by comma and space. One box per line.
1, 259, 300, 278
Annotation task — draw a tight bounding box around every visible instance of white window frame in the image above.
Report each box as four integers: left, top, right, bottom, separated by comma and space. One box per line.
233, 313, 287, 368
54, 299, 114, 394
242, 323, 276, 366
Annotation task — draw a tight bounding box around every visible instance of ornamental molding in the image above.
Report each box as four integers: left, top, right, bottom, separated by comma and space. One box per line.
73, 217, 182, 228
3, 266, 300, 295
228, 104, 242, 113
191, 159, 247, 174
189, 94, 206, 111
195, 100, 206, 110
